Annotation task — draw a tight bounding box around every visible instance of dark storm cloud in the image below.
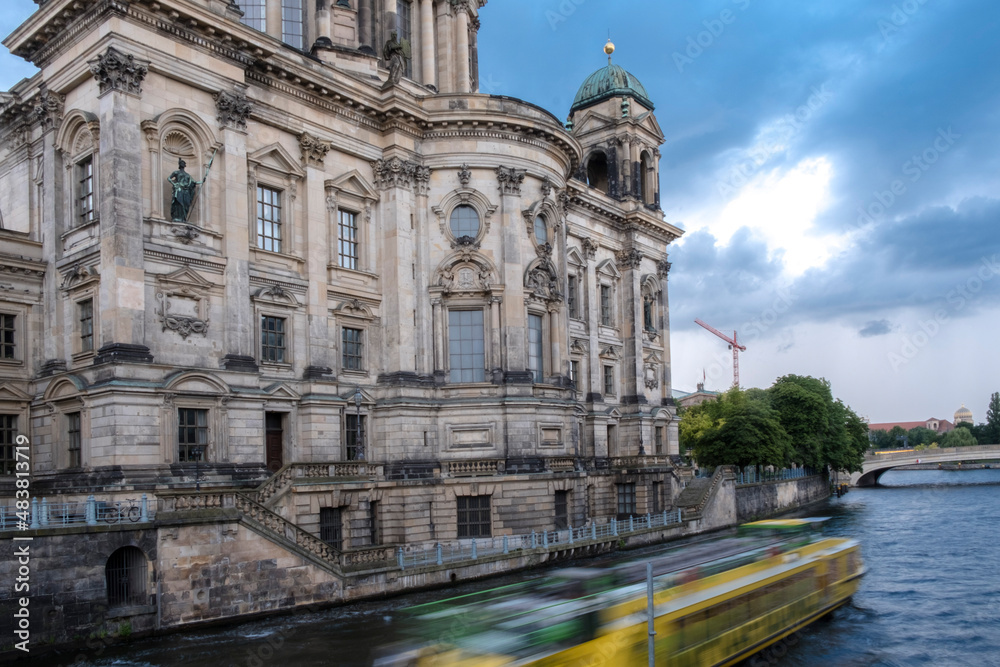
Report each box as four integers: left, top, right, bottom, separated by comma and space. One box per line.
859, 320, 894, 338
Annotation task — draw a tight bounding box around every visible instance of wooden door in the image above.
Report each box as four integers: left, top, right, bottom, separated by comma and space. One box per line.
265, 412, 283, 472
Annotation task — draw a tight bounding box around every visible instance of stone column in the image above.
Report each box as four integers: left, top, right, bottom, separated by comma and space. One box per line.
489, 296, 502, 374
548, 304, 561, 381
617, 248, 645, 408
413, 165, 432, 374
495, 166, 528, 383
455, 2, 471, 94
469, 15, 480, 92
358, 0, 373, 50
214, 88, 257, 372
432, 298, 444, 374
300, 133, 333, 378
657, 258, 677, 454
88, 47, 153, 364
33, 89, 64, 371
313, 0, 334, 50
436, 2, 453, 92
420, 0, 436, 88
582, 238, 601, 403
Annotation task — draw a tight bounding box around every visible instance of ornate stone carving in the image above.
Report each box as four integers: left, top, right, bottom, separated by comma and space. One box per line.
644, 362, 659, 390
214, 89, 253, 130
171, 224, 201, 244
657, 259, 672, 277
535, 242, 552, 258
581, 237, 598, 260
525, 262, 562, 303
616, 248, 643, 269
495, 165, 525, 196
33, 88, 64, 129
451, 235, 480, 250
155, 268, 212, 339
541, 178, 552, 198
88, 47, 148, 96
299, 132, 331, 167
371, 157, 420, 190
60, 263, 98, 291
413, 165, 432, 196
458, 163, 471, 186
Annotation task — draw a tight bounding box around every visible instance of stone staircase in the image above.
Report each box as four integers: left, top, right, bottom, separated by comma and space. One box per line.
675, 476, 713, 509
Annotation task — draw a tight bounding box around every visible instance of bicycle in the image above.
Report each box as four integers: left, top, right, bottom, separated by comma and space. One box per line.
101, 498, 142, 524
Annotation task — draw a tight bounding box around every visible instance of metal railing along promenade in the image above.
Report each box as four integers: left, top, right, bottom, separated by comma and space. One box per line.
736, 467, 816, 485
396, 508, 685, 570
0, 495, 153, 531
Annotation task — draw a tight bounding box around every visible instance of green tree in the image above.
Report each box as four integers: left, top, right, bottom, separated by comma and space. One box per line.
907, 426, 937, 448
869, 429, 895, 449
940, 427, 977, 448
680, 387, 794, 470
985, 392, 1000, 444
768, 375, 830, 469
888, 425, 908, 446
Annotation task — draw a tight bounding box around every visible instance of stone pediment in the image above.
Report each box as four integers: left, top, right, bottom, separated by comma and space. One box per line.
43, 376, 87, 401
263, 383, 301, 400
0, 383, 31, 403
572, 109, 617, 135
157, 266, 213, 291
326, 170, 379, 201
341, 387, 375, 405
248, 143, 305, 179
596, 258, 621, 279
164, 371, 230, 394
633, 111, 665, 141
566, 246, 586, 268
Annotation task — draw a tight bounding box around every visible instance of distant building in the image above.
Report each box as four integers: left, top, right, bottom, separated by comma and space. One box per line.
868, 418, 954, 436
673, 382, 720, 409
954, 405, 973, 425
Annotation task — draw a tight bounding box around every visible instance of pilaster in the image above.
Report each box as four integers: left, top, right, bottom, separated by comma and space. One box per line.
617, 247, 645, 407
496, 165, 528, 382
301, 133, 333, 377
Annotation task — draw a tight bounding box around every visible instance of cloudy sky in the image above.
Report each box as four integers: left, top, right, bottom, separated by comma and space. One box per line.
2, 1, 998, 424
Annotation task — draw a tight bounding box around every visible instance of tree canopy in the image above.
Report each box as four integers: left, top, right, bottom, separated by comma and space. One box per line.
679, 375, 868, 473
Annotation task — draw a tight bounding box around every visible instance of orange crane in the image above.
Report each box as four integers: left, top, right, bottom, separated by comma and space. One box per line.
695, 319, 746, 387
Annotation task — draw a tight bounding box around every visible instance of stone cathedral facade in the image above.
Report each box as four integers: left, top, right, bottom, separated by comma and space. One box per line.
0, 0, 683, 551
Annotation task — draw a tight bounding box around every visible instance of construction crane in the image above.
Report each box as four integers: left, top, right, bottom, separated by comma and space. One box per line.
695, 319, 747, 387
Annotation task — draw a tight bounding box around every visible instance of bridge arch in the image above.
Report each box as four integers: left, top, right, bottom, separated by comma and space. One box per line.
851, 445, 1000, 486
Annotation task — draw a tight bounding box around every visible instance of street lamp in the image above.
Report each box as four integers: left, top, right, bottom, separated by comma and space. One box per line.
354, 386, 364, 461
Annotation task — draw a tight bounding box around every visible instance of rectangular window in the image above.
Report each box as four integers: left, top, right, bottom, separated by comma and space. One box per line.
260, 316, 287, 364
369, 500, 379, 545
397, 0, 413, 77
239, 0, 266, 31
178, 408, 208, 462
281, 0, 305, 49
448, 310, 485, 383
554, 490, 569, 530
655, 426, 664, 455
342, 327, 363, 371
256, 186, 282, 253
567, 276, 579, 319
457, 495, 491, 538
570, 360, 580, 387
0, 314, 14, 359
77, 156, 95, 226
79, 299, 94, 353
344, 414, 366, 461
320, 507, 343, 549
0, 415, 17, 475
603, 365, 615, 397
600, 285, 612, 326
528, 313, 543, 384
617, 482, 636, 517
338, 210, 359, 270
67, 412, 81, 468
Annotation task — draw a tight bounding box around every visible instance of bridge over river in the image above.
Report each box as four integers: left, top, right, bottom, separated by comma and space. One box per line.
852, 444, 1000, 486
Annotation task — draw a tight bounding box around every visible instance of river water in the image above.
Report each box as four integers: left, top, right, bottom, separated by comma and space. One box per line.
30, 468, 1000, 666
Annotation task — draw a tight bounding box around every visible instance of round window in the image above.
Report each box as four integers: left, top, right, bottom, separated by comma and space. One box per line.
449, 205, 480, 239
534, 215, 548, 244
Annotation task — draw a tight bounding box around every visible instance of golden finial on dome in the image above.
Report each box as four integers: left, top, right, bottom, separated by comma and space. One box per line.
604, 38, 615, 64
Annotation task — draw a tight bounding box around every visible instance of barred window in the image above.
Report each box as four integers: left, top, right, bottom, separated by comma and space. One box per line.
534, 214, 548, 245
178, 408, 208, 462
260, 316, 287, 364
449, 205, 480, 239
320, 507, 343, 549
603, 365, 615, 397
281, 0, 305, 49
600, 285, 612, 326
457, 495, 491, 538
528, 314, 543, 383
570, 360, 580, 387
77, 156, 95, 226
369, 500, 380, 545
344, 414, 366, 461
554, 490, 569, 530
68, 412, 81, 468
655, 426, 664, 455
239, 0, 266, 31
342, 327, 363, 371
567, 276, 579, 319
0, 314, 14, 359
448, 310, 485, 383
79, 299, 94, 353
617, 483, 636, 517
0, 414, 17, 475
106, 547, 148, 608
256, 186, 282, 252
338, 210, 359, 270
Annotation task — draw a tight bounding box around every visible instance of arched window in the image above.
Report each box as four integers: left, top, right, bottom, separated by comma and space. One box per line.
106, 547, 148, 608
450, 205, 480, 239
533, 214, 548, 244
586, 152, 609, 193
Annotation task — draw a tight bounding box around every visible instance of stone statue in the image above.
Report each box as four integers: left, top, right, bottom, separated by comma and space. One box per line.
643, 295, 654, 331
383, 31, 409, 85
168, 159, 202, 222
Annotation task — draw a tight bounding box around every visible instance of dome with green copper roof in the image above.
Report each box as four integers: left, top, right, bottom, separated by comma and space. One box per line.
570, 62, 654, 114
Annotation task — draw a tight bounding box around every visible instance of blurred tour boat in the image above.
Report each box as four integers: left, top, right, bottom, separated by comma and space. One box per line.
375, 518, 864, 666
